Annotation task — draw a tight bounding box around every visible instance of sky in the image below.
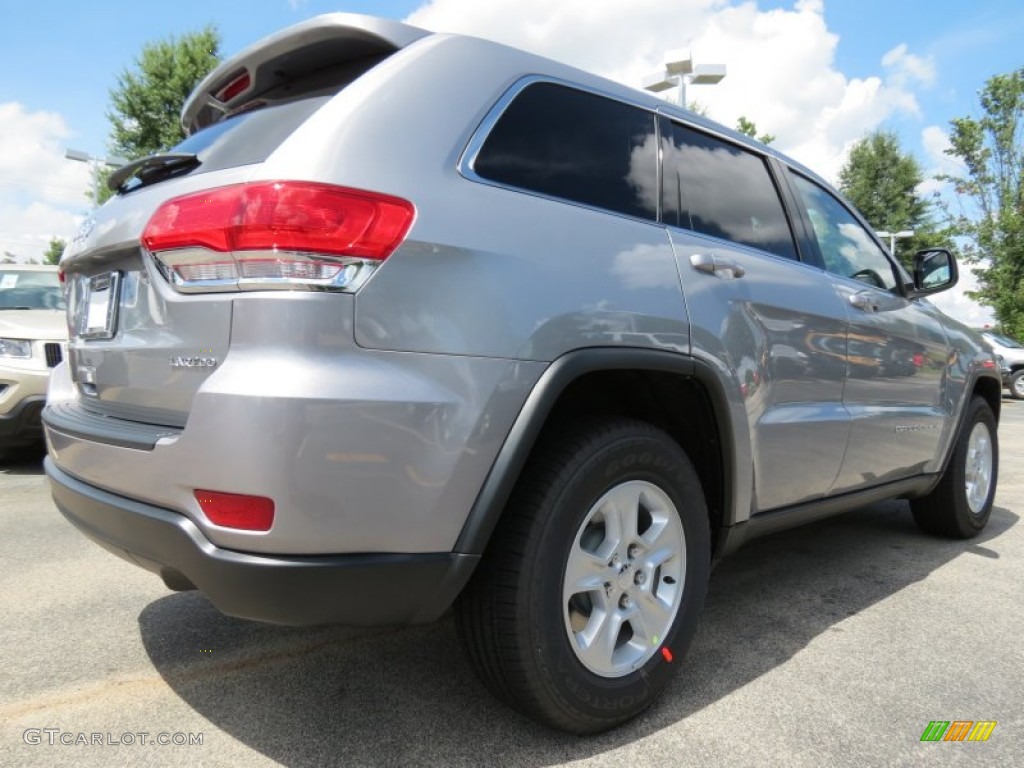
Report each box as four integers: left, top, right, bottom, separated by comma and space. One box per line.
2, 0, 1022, 326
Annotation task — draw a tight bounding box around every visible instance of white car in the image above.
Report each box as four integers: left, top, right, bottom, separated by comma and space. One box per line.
0, 264, 68, 456
982, 331, 1024, 400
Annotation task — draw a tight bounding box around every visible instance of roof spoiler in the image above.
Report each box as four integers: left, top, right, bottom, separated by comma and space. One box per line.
181, 13, 430, 135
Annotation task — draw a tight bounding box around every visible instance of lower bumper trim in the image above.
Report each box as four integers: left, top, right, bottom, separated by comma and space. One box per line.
0, 395, 46, 445
45, 458, 478, 626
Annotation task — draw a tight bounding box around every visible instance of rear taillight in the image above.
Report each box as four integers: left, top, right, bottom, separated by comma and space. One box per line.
142, 181, 415, 293
194, 489, 275, 532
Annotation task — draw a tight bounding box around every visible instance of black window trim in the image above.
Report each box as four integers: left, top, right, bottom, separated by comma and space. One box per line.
657, 113, 807, 266
768, 157, 824, 269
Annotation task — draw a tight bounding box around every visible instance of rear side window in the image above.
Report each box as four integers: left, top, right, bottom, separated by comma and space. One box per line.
472, 83, 658, 221
662, 120, 798, 261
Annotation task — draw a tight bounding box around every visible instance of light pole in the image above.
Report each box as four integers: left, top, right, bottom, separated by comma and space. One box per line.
64, 148, 129, 207
876, 229, 914, 257
643, 49, 726, 108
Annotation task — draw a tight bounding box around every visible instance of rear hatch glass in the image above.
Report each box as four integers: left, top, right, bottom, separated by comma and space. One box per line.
124, 95, 330, 193
115, 52, 389, 195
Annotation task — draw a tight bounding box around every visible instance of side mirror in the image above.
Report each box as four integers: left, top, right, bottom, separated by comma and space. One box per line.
910, 248, 958, 296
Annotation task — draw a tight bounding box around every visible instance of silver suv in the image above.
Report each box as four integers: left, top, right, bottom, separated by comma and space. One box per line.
45, 14, 1002, 734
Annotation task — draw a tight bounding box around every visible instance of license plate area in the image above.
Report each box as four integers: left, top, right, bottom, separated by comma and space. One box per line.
79, 271, 122, 340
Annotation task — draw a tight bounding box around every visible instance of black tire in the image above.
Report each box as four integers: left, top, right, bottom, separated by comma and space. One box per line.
1010, 370, 1024, 400
456, 418, 710, 734
911, 397, 998, 538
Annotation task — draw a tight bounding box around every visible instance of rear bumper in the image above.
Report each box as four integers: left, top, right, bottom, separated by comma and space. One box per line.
45, 458, 478, 626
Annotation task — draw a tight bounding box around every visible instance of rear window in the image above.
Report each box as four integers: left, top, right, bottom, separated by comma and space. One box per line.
170, 95, 331, 174
472, 83, 658, 221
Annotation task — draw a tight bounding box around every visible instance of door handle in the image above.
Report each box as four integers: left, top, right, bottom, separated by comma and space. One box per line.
689, 253, 745, 279
849, 292, 879, 312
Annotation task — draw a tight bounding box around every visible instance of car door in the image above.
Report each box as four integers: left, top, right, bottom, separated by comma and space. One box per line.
661, 117, 850, 511
785, 171, 951, 492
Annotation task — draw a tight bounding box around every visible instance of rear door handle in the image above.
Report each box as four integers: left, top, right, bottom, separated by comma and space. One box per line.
689, 253, 745, 279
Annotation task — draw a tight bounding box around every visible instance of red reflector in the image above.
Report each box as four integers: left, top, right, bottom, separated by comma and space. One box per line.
142, 182, 415, 260
661, 647, 673, 663
194, 489, 275, 531
58, 267, 65, 284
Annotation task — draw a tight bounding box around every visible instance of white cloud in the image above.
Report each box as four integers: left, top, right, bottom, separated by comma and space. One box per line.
918, 124, 967, 191
930, 264, 996, 328
406, 0, 931, 183
913, 126, 994, 327
881, 43, 935, 89
921, 125, 953, 166
0, 102, 90, 262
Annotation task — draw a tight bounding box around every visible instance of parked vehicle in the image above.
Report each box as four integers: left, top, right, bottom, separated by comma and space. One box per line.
44, 14, 1002, 733
981, 330, 1024, 399
0, 264, 67, 456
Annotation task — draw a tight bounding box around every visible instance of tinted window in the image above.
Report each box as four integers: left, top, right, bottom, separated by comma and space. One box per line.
662, 121, 798, 260
791, 173, 898, 291
474, 83, 658, 220
173, 95, 331, 173
118, 95, 332, 195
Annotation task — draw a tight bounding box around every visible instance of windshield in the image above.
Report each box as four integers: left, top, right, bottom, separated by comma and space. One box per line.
0, 268, 65, 310
984, 332, 1023, 349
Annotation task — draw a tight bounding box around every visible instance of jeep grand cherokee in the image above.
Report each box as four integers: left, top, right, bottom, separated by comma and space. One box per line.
44, 14, 1001, 733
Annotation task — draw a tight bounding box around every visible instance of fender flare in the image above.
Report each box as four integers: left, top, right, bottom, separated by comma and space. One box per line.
453, 347, 751, 555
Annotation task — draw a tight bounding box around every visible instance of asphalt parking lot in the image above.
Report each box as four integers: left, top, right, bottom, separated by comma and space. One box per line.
1, 399, 1022, 767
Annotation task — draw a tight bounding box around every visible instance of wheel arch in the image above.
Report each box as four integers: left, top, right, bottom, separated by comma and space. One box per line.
454, 347, 750, 558
972, 371, 1002, 424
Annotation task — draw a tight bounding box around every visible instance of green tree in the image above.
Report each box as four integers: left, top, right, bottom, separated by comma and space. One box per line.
942, 68, 1024, 338
736, 116, 774, 145
96, 27, 220, 204
43, 237, 66, 266
108, 26, 220, 159
838, 130, 944, 265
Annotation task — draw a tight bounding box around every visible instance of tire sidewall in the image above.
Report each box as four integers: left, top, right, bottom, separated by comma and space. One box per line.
527, 426, 710, 727
1011, 370, 1024, 400
950, 400, 998, 533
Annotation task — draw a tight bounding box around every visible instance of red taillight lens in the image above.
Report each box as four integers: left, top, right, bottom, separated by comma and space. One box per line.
194, 489, 275, 532
142, 181, 415, 260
